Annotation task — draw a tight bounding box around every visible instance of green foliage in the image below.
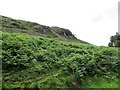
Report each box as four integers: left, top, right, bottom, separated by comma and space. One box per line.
83, 76, 118, 88
2, 31, 118, 89
108, 32, 120, 47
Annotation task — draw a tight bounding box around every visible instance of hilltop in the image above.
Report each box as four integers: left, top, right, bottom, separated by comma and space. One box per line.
0, 15, 88, 44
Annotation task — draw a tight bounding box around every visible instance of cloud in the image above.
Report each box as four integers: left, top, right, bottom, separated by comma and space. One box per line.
105, 4, 118, 20
92, 2, 118, 24
92, 14, 104, 23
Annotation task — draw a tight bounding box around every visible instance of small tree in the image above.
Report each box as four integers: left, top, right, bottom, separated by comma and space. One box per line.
108, 32, 120, 47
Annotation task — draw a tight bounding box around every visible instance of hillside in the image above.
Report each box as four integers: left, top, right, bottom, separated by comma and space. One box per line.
0, 15, 88, 44
2, 31, 119, 89
1, 16, 119, 89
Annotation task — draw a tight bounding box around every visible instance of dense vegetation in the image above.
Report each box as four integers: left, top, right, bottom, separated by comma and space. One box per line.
1, 15, 119, 89
108, 32, 120, 47
2, 31, 119, 89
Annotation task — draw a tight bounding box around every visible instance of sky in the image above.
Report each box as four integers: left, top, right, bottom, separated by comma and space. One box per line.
0, 0, 119, 46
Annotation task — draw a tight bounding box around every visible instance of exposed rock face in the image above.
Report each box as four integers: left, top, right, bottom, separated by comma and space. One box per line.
50, 26, 77, 39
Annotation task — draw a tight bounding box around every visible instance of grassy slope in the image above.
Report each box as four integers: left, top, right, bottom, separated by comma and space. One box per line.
2, 31, 119, 89
0, 15, 88, 44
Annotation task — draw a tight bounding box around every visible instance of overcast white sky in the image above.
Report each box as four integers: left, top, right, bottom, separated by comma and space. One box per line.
0, 0, 119, 46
